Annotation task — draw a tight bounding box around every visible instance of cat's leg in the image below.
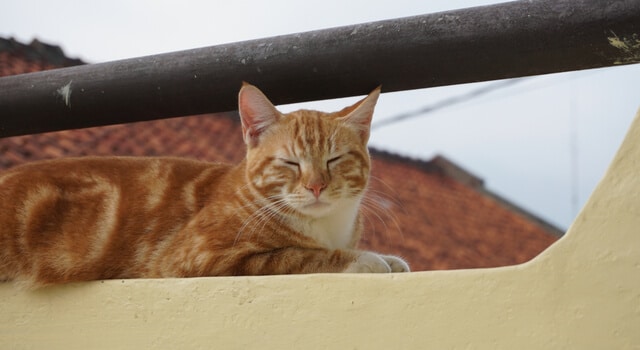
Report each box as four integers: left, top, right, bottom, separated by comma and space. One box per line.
343, 251, 410, 273
223, 247, 408, 275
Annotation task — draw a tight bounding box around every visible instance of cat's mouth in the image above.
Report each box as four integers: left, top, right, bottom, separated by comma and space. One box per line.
298, 199, 332, 216
304, 200, 330, 209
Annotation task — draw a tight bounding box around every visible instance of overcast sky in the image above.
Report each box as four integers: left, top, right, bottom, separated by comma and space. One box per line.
2, 0, 640, 229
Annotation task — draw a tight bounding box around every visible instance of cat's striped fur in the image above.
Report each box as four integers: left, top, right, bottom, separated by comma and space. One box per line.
0, 83, 409, 288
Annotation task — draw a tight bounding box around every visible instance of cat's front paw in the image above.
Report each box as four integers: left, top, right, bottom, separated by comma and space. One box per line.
344, 252, 410, 273
380, 254, 410, 272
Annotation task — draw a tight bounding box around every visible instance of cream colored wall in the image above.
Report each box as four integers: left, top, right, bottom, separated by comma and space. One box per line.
2, 110, 640, 349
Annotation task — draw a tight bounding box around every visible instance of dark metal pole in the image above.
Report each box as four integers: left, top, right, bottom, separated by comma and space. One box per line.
1, 0, 639, 138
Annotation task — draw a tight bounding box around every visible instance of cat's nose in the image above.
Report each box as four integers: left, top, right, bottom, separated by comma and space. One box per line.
305, 182, 327, 198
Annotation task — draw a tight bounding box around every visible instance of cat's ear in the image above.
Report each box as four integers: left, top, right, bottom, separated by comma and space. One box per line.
238, 82, 281, 147
340, 86, 381, 144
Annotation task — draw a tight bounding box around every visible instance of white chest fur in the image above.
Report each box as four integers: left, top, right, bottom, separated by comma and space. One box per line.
295, 199, 360, 250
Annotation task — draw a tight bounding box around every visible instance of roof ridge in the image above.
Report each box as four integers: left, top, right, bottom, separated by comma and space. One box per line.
369, 148, 484, 188
0, 37, 84, 67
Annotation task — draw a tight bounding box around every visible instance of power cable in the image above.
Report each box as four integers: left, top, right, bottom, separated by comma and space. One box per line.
371, 78, 527, 130
372, 69, 603, 130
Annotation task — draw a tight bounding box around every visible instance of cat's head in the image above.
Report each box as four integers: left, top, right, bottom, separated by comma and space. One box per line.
238, 83, 380, 218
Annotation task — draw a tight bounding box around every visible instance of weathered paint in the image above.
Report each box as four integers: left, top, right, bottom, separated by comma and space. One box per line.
56, 80, 72, 108
607, 32, 640, 64
1, 110, 640, 348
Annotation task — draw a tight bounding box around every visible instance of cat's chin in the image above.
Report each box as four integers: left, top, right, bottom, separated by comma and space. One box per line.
297, 201, 333, 218
293, 195, 362, 219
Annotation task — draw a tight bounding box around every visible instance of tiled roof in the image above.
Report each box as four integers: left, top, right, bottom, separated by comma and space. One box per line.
367, 151, 560, 269
0, 37, 83, 75
0, 38, 560, 271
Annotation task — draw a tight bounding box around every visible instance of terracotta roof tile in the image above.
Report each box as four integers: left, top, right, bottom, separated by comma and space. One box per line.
0, 38, 560, 271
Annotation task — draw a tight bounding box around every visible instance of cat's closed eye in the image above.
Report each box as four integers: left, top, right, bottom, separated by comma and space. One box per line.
327, 156, 342, 167
280, 158, 300, 169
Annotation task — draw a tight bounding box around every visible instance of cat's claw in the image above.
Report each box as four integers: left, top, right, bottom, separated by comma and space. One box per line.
344, 252, 410, 273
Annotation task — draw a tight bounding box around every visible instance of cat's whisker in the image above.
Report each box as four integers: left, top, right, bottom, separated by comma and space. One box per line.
369, 175, 401, 198
251, 200, 288, 238
367, 177, 406, 213
236, 201, 276, 244
366, 187, 403, 208
235, 195, 292, 245
359, 193, 404, 243
358, 205, 379, 242
360, 198, 390, 233
372, 197, 403, 241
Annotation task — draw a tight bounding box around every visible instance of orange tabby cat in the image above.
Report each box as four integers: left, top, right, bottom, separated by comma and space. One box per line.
0, 83, 409, 288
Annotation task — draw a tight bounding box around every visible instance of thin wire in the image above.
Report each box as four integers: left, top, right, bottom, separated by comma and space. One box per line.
372, 69, 604, 131
371, 78, 527, 130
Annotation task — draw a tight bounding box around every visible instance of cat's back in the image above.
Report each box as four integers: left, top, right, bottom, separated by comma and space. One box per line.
2, 156, 228, 184
2, 156, 221, 177
0, 156, 238, 285
0, 156, 238, 213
